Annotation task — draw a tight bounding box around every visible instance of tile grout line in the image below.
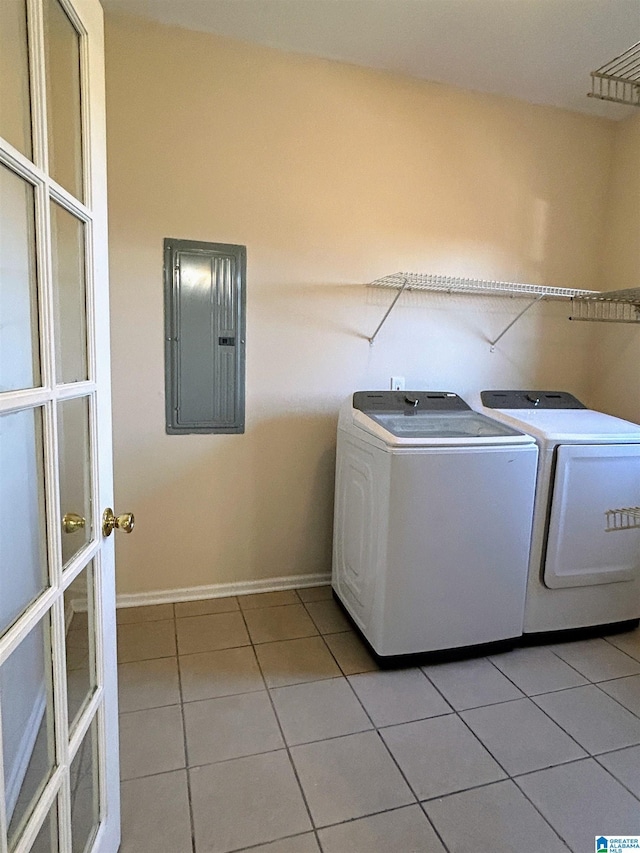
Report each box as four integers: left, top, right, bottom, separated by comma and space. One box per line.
237, 590, 307, 615
123, 705, 525, 775
301, 600, 322, 636
449, 699, 575, 851
311, 624, 454, 850
225, 829, 321, 853
120, 765, 196, 784
478, 654, 610, 758
527, 685, 640, 758
486, 653, 639, 793
474, 652, 640, 823
118, 653, 176, 664
544, 638, 640, 683
118, 657, 639, 784
315, 627, 376, 679
323, 634, 476, 853
172, 608, 198, 853
591, 752, 640, 804
483, 651, 588, 697
117, 651, 180, 716
601, 634, 640, 664
510, 769, 590, 853
592, 671, 640, 685
300, 598, 353, 637
415, 654, 577, 851
254, 589, 452, 849
236, 590, 324, 852
320, 631, 569, 850
591, 678, 640, 723
334, 665, 453, 853
314, 801, 452, 845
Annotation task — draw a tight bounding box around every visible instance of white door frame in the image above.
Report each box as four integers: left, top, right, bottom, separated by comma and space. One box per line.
0, 0, 119, 849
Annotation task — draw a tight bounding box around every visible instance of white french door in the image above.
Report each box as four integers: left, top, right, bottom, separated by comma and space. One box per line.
0, 0, 120, 851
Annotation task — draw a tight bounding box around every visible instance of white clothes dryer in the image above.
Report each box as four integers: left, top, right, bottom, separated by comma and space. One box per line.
478, 390, 640, 638
332, 391, 538, 662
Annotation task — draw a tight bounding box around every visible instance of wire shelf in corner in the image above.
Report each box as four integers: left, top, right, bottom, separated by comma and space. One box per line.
369, 272, 599, 301
589, 41, 640, 107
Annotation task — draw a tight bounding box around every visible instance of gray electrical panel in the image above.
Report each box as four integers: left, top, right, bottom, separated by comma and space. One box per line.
164, 238, 246, 434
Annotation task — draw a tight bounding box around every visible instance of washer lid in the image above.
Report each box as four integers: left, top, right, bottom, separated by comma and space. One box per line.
368, 410, 525, 438
352, 408, 534, 446
482, 407, 640, 443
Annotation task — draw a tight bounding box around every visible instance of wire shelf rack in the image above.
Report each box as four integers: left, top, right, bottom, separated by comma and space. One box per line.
367, 272, 640, 344
605, 507, 640, 532
370, 272, 599, 300
570, 298, 640, 323
588, 41, 640, 107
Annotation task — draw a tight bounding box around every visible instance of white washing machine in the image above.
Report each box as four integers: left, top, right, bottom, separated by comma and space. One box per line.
332, 391, 538, 661
478, 390, 640, 637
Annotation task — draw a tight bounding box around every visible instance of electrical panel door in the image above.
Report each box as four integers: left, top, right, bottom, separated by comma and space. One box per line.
164, 239, 246, 434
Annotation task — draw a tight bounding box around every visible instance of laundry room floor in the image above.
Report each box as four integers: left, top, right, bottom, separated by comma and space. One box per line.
117, 588, 640, 853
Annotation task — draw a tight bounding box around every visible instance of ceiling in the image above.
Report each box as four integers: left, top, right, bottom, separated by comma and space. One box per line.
100, 0, 640, 120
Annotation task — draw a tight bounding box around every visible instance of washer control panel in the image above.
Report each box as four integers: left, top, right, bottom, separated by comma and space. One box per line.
353, 391, 470, 413
481, 390, 586, 409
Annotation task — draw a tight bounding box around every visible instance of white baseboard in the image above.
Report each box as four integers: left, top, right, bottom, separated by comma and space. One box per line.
116, 572, 332, 609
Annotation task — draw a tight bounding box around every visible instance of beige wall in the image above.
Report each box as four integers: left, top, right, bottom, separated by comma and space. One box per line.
105, 13, 618, 597
590, 113, 640, 423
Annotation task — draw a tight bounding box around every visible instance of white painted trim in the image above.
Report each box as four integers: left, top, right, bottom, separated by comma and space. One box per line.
116, 573, 332, 609
5, 688, 46, 822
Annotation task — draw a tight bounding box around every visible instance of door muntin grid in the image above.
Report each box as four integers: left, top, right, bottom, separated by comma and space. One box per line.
22, 796, 58, 853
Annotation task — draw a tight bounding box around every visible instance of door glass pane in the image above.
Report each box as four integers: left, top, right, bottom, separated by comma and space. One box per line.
28, 799, 58, 853
1, 616, 55, 849
0, 164, 40, 392
0, 0, 32, 158
70, 717, 99, 853
44, 0, 83, 200
0, 408, 48, 638
64, 563, 96, 729
58, 397, 92, 567
51, 201, 87, 383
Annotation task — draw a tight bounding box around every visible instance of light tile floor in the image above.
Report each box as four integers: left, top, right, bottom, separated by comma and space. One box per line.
117, 587, 640, 853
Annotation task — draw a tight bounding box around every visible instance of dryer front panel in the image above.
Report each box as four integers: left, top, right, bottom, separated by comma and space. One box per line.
544, 444, 640, 589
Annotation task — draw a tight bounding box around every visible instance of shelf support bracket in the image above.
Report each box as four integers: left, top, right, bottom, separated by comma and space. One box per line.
368, 277, 410, 344
488, 294, 544, 351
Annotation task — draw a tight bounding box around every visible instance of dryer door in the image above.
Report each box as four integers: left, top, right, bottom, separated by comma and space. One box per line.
544, 444, 640, 588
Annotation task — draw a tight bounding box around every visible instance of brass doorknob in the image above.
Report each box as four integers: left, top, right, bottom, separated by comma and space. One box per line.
62, 513, 86, 534
102, 508, 135, 537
